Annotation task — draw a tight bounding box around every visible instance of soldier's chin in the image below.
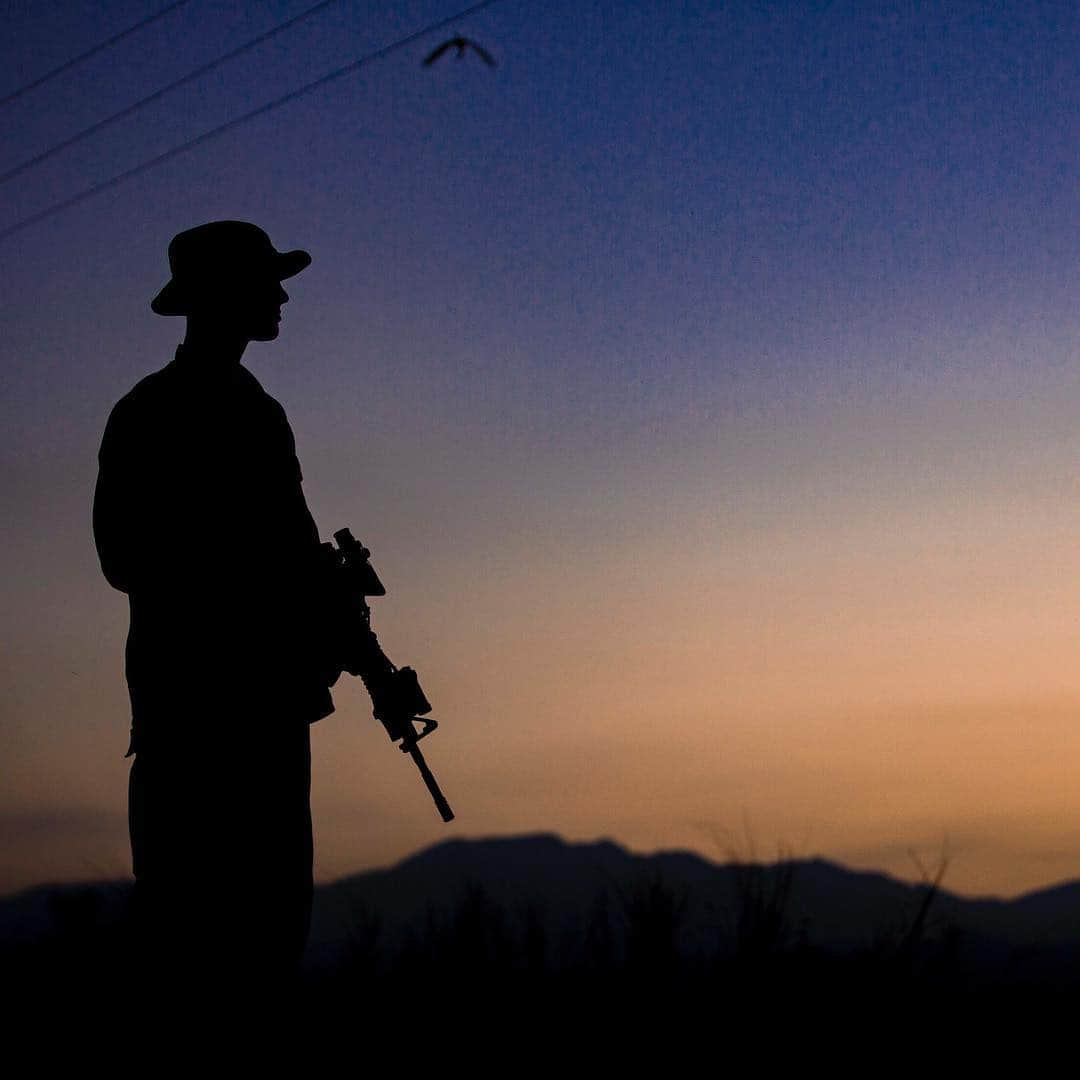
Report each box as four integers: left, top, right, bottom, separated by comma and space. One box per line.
252, 323, 280, 341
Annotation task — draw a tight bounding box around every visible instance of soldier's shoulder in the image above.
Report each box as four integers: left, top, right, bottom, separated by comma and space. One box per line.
238, 366, 292, 424
236, 363, 281, 403
102, 366, 177, 443
113, 365, 172, 409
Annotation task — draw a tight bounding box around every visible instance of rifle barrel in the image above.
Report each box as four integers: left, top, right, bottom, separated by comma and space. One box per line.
407, 742, 455, 822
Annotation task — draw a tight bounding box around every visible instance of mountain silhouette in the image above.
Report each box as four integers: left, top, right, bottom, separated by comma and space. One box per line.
10, 832, 1080, 985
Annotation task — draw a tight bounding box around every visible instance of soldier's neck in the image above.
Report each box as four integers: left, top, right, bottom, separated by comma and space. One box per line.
180, 321, 250, 367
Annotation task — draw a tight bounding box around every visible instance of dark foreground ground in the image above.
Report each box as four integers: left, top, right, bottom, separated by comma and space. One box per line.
6, 853, 1080, 1056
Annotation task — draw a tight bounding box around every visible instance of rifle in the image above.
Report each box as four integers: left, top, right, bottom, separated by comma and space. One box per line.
318, 528, 454, 823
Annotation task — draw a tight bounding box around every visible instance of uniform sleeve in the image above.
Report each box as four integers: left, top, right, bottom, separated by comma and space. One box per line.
92, 397, 142, 594
266, 395, 322, 553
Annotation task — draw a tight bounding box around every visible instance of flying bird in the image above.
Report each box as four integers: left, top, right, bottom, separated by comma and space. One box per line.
422, 36, 497, 69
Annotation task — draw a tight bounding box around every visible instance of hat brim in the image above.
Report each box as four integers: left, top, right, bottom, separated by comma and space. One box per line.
150, 248, 312, 316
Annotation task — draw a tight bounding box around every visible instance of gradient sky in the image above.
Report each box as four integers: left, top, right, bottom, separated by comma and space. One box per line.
2, 0, 1079, 899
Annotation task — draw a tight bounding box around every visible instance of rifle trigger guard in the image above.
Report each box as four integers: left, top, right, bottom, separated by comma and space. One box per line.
400, 716, 438, 749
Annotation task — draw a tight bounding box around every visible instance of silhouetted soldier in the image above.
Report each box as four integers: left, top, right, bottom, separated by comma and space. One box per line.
93, 221, 335, 1009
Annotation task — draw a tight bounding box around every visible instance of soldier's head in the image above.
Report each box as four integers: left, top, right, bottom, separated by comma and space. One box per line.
150, 221, 310, 343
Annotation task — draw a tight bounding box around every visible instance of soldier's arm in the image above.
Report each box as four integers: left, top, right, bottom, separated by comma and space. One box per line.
92, 396, 144, 594
271, 396, 321, 551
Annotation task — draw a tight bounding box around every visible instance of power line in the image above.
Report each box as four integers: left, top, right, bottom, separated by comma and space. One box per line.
0, 1, 193, 108
0, 0, 505, 245
1, 0, 350, 186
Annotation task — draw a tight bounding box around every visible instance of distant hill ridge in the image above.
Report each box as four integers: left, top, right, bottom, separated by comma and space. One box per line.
6, 832, 1080, 962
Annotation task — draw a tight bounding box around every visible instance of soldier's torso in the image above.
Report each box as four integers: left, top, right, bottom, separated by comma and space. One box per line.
98, 348, 334, 744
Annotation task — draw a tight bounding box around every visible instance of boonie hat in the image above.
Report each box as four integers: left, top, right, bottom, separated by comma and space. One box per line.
151, 220, 311, 316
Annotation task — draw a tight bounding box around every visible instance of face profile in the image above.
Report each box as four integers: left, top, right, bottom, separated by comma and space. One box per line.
249, 278, 289, 343
191, 272, 290, 343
